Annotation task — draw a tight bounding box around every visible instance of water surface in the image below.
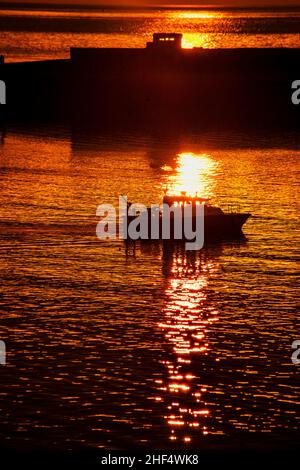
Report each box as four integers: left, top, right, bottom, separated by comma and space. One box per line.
0, 126, 299, 450
1, 8, 300, 62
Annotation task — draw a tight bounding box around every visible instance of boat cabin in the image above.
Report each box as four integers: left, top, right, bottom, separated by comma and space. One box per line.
147, 33, 183, 51
163, 191, 224, 215
163, 191, 209, 207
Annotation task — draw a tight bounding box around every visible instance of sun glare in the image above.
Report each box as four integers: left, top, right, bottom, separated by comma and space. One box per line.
164, 152, 218, 198
171, 11, 224, 20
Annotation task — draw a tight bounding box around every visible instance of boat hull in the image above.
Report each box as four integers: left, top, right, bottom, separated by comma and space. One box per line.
203, 213, 251, 240
126, 213, 251, 243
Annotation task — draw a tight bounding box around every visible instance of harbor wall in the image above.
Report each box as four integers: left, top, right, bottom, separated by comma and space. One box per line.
0, 46, 300, 129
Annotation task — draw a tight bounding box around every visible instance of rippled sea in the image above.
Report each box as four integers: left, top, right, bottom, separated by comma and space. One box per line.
0, 5, 300, 452
2, 7, 300, 61
0, 123, 299, 450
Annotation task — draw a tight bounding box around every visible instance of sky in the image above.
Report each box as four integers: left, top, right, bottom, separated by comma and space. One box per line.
2, 0, 300, 7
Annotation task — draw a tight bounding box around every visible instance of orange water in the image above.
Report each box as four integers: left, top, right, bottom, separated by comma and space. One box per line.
0, 125, 299, 449
1, 8, 300, 62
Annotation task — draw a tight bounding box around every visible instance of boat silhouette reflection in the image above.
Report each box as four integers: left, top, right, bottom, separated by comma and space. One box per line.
159, 244, 219, 443
149, 241, 243, 444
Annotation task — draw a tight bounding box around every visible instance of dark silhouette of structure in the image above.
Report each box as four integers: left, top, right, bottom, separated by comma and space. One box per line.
146, 33, 183, 51
0, 33, 299, 129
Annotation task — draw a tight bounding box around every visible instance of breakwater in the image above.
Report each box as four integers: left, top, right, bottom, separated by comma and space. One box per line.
0, 34, 300, 130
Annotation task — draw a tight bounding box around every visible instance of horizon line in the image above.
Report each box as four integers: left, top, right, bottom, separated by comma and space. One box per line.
1, 2, 300, 11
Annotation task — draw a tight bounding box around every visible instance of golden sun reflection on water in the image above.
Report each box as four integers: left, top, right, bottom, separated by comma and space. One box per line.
156, 247, 219, 443
182, 37, 197, 49
162, 152, 219, 198
171, 11, 225, 20
181, 34, 209, 49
